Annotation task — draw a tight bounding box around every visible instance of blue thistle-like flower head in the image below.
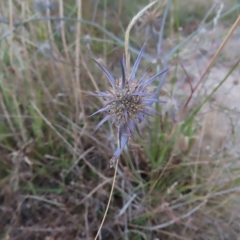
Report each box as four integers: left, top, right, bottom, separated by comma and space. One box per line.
90, 43, 168, 165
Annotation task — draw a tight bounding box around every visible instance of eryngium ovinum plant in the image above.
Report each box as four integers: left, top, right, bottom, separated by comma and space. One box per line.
90, 42, 168, 167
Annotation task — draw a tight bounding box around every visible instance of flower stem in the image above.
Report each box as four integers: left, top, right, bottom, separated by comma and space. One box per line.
94, 158, 119, 240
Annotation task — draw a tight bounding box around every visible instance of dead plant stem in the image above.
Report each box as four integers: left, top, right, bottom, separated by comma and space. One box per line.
94, 159, 119, 240
183, 15, 240, 111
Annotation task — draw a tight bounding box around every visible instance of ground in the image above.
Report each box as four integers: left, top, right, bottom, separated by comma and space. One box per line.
0, 0, 240, 239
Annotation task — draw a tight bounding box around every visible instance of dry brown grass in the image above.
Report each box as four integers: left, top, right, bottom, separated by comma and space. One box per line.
0, 0, 240, 239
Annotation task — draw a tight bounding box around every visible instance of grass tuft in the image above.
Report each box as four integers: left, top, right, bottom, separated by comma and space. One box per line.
0, 0, 240, 239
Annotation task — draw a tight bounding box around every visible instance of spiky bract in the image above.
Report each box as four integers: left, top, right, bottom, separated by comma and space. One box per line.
90, 43, 168, 164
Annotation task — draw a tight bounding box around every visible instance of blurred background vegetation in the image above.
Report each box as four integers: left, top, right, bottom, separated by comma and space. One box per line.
0, 0, 240, 239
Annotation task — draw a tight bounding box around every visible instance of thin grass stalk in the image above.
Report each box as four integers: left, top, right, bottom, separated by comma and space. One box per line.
94, 159, 119, 240
182, 15, 240, 112
124, 1, 157, 76
8, 0, 13, 63
59, 0, 74, 77
75, 0, 85, 119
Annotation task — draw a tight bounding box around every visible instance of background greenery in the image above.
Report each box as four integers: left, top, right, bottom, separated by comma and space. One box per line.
0, 0, 240, 239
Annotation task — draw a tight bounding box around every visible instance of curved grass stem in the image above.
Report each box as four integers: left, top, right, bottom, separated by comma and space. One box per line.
124, 1, 157, 76
94, 159, 119, 240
